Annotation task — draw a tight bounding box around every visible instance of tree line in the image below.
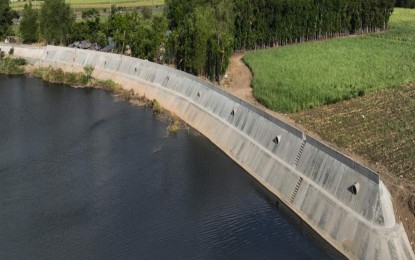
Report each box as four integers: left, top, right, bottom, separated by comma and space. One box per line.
165, 0, 395, 80
1, 0, 395, 81
0, 0, 19, 40
395, 0, 415, 7
232, 0, 395, 49
165, 0, 234, 81
17, 1, 167, 62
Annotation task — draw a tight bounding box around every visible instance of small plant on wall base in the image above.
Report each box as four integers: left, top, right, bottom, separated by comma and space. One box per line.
82, 65, 94, 84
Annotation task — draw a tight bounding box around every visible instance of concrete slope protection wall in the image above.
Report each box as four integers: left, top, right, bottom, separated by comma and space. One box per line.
4, 44, 414, 260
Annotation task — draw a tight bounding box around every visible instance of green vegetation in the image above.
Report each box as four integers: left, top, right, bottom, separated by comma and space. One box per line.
151, 99, 162, 115
291, 82, 415, 181
0, 0, 13, 38
395, 0, 415, 8
31, 65, 144, 102
0, 56, 26, 74
33, 65, 110, 88
32, 66, 182, 131
8, 0, 395, 82
244, 8, 415, 112
10, 0, 164, 10
231, 0, 394, 50
33, 66, 90, 85
167, 116, 182, 132
20, 2, 39, 43
150, 99, 184, 132
68, 0, 156, 3
166, 0, 394, 81
165, 0, 234, 81
40, 0, 75, 45
16, 1, 167, 61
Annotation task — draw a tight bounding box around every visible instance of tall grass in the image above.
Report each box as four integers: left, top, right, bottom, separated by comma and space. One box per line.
0, 57, 26, 74
244, 8, 415, 113
31, 66, 141, 101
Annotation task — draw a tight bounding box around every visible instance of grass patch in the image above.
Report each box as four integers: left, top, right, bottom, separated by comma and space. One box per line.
244, 8, 415, 113
290, 83, 415, 181
33, 66, 86, 85
151, 99, 162, 115
31, 65, 184, 132
11, 24, 19, 36
0, 57, 27, 75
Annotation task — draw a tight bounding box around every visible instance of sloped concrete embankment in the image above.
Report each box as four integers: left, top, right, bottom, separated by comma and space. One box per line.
4, 44, 414, 259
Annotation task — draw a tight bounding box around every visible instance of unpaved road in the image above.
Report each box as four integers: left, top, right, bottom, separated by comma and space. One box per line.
220, 53, 256, 104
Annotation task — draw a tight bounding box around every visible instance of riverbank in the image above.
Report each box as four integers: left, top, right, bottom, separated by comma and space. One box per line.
3, 44, 413, 259
0, 60, 184, 134
2, 75, 327, 259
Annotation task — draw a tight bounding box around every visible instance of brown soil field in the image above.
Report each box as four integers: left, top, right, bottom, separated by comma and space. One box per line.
291, 84, 415, 251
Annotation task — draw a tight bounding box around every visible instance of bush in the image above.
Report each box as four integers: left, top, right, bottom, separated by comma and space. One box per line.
152, 99, 162, 115
50, 68, 65, 83
14, 58, 26, 66
82, 65, 94, 84
64, 72, 80, 85
0, 57, 26, 74
95, 79, 122, 93
167, 117, 181, 132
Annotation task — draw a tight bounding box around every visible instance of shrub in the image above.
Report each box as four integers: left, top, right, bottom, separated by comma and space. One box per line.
0, 57, 26, 74
64, 72, 80, 85
82, 65, 94, 84
152, 99, 162, 115
167, 117, 181, 132
14, 58, 26, 66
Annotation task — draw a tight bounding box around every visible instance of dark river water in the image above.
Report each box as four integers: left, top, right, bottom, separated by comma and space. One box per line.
0, 75, 329, 259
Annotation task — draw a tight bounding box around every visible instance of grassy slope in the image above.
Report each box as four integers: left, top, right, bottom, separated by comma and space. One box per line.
244, 8, 415, 113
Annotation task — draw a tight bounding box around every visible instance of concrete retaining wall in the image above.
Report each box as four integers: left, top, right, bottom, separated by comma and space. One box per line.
3, 44, 414, 259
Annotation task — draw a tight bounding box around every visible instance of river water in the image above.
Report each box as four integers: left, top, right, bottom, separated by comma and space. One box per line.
0, 75, 328, 259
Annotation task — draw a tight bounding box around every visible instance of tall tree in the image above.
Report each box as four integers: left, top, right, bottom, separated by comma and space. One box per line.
165, 0, 395, 80
0, 0, 13, 39
20, 2, 39, 43
39, 0, 74, 45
